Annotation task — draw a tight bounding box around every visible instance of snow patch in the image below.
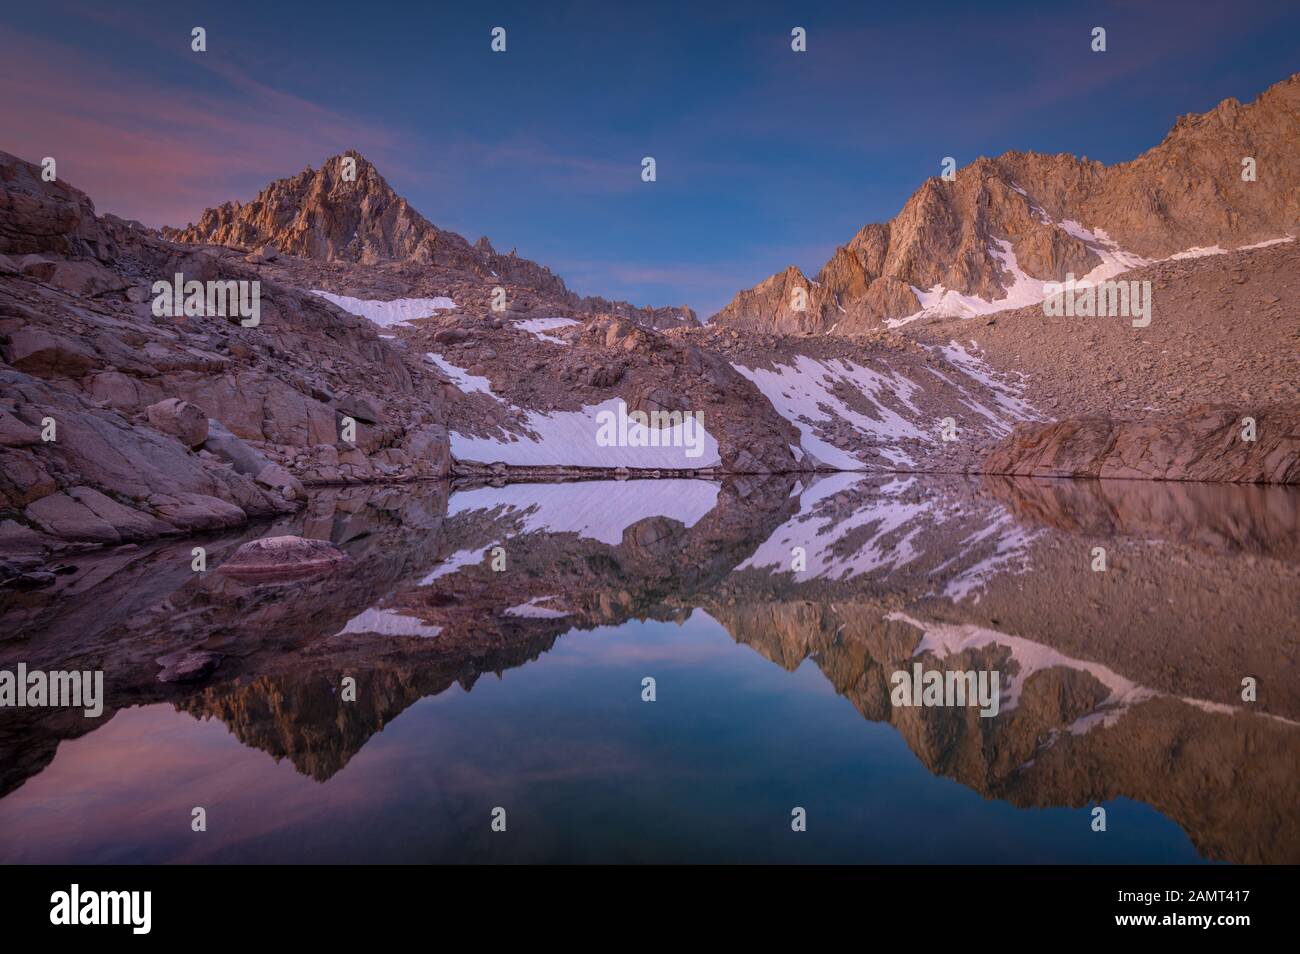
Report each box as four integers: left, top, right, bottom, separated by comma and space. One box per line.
738, 473, 933, 581
450, 396, 721, 468
504, 596, 571, 619
447, 479, 720, 546
312, 291, 456, 328
1167, 236, 1293, 261
733, 356, 931, 469
877, 186, 1294, 331
425, 352, 497, 397
935, 340, 1039, 428
514, 317, 579, 344
336, 607, 441, 638
739, 476, 1035, 602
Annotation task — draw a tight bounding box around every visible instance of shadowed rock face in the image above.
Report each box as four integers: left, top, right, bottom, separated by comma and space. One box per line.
1, 476, 1295, 863
1, 150, 460, 557
689, 475, 1300, 865
0, 483, 453, 794
713, 73, 1300, 332
0, 476, 801, 790
218, 534, 348, 579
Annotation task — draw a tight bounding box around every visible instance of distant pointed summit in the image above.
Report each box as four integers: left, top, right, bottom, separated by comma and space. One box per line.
164, 150, 479, 266
163, 150, 698, 328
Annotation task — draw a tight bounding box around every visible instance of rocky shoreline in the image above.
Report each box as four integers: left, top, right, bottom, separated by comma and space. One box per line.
4, 79, 1299, 568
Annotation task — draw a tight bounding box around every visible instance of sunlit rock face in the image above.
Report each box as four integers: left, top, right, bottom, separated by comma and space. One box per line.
163, 149, 697, 328
713, 74, 1300, 332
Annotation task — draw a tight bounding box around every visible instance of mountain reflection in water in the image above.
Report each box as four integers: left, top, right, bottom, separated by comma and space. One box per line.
1, 474, 1296, 863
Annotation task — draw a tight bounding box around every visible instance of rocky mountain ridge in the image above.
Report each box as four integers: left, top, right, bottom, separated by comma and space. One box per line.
164, 149, 698, 330
3, 64, 1299, 567
1, 150, 453, 563
712, 72, 1300, 333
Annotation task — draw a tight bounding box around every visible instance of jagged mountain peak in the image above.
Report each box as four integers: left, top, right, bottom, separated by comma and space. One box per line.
164, 149, 478, 267
160, 151, 698, 328
713, 71, 1300, 335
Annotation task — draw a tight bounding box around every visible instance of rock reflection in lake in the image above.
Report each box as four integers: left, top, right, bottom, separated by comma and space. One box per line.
1, 475, 1296, 863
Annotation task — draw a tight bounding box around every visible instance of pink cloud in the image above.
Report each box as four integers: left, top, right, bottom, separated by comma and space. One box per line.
0, 20, 653, 232
0, 23, 413, 228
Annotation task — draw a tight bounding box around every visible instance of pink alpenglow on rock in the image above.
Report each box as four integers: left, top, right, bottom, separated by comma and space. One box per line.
145, 398, 209, 449
217, 535, 347, 579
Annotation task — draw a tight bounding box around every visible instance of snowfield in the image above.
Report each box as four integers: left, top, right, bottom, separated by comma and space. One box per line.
312, 291, 456, 328
886, 214, 1293, 329
449, 397, 722, 469
933, 340, 1040, 430
444, 479, 720, 546
733, 356, 931, 469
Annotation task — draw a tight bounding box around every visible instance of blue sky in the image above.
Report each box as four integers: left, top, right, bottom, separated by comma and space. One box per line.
2, 0, 1298, 315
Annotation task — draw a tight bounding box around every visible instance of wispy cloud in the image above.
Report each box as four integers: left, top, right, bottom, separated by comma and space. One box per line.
4, 0, 1295, 320
0, 23, 412, 226
0, 21, 637, 229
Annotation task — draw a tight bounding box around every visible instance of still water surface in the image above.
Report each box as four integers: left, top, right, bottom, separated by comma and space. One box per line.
2, 474, 1296, 863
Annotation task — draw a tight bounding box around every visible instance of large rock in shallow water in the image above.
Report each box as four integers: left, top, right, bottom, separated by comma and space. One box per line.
218, 534, 346, 579
202, 418, 272, 475
255, 462, 305, 500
